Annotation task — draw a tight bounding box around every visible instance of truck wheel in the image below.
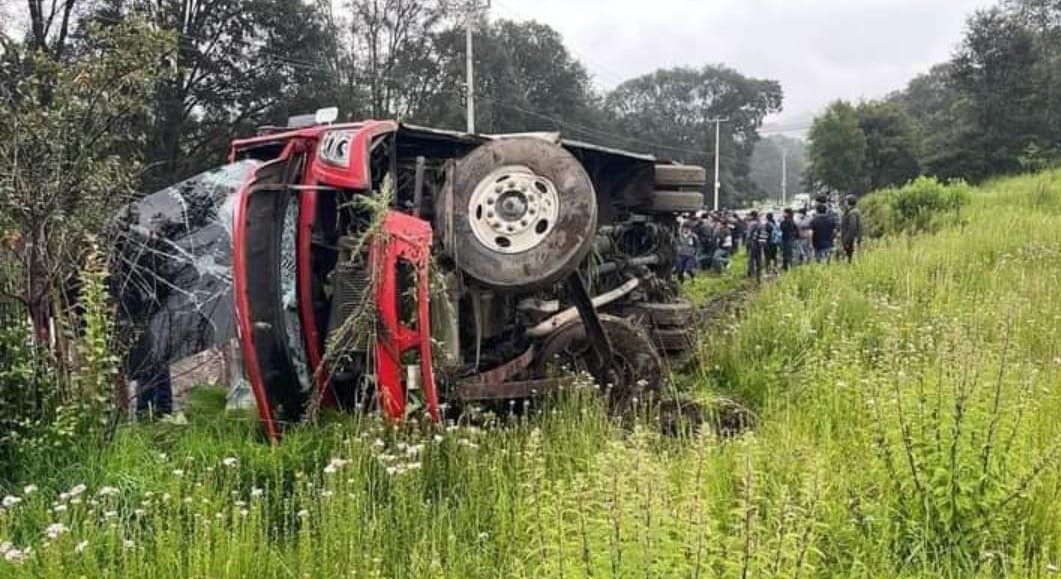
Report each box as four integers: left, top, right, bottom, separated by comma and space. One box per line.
649, 190, 704, 213
534, 315, 662, 412
651, 327, 695, 353
446, 138, 598, 292
625, 299, 695, 326
655, 164, 707, 188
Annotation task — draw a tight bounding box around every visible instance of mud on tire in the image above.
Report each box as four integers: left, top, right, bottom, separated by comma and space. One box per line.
443, 138, 598, 292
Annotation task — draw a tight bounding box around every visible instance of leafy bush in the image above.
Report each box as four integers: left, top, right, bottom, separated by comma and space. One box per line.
860, 176, 971, 237
0, 244, 121, 486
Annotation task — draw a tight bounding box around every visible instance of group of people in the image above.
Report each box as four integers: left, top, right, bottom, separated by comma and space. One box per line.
675, 194, 864, 283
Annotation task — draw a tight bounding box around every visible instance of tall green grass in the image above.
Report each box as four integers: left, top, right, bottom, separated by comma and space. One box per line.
2, 172, 1060, 577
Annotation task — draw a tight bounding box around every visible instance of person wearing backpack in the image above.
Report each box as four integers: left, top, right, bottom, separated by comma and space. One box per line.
765, 212, 781, 274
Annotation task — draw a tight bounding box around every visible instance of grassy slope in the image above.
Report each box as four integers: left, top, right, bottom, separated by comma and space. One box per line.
2, 173, 1060, 577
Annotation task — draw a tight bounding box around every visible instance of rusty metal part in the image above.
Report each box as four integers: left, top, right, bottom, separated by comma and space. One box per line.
525, 277, 640, 338
564, 272, 613, 370
459, 346, 536, 386
449, 378, 567, 401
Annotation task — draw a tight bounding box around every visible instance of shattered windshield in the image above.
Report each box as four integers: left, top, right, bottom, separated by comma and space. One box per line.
111, 161, 260, 377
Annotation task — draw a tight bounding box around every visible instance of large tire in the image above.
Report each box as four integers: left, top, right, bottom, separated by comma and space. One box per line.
443, 138, 598, 292
625, 300, 695, 327
655, 164, 707, 188
651, 327, 695, 353
533, 315, 662, 411
649, 190, 704, 213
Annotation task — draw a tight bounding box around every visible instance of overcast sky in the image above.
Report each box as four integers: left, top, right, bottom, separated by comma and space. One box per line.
493, 0, 990, 132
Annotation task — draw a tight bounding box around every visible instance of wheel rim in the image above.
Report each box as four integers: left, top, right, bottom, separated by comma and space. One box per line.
467, 165, 559, 254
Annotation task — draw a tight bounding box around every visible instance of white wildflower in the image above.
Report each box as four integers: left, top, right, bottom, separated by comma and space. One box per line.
250, 487, 264, 499
239, 509, 249, 517
123, 540, 135, 550
172, 469, 185, 477
2, 545, 25, 564
22, 485, 37, 496
297, 509, 309, 519
68, 484, 87, 498
134, 509, 146, 517
104, 511, 118, 519
45, 523, 68, 539
97, 486, 119, 497
75, 541, 89, 554
51, 504, 68, 513
222, 457, 239, 468
477, 532, 489, 541
2, 495, 21, 508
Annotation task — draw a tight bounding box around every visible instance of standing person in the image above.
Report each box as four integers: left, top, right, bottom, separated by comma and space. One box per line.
764, 212, 781, 274
797, 207, 813, 264
745, 211, 765, 283
731, 213, 746, 255
840, 194, 864, 263
809, 202, 838, 263
780, 208, 800, 271
696, 216, 716, 271
676, 224, 698, 282
714, 218, 733, 273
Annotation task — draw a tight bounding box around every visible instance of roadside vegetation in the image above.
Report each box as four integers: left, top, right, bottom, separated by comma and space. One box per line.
2, 170, 1059, 577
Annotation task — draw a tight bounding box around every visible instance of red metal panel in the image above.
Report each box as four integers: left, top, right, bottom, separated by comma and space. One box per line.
309, 120, 398, 190
372, 211, 439, 423
297, 186, 334, 409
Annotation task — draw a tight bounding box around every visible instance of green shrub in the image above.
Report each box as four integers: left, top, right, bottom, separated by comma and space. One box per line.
861, 176, 971, 237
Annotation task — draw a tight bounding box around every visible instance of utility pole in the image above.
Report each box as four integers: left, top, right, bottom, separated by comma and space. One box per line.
709, 118, 729, 211
780, 146, 788, 206
464, 0, 490, 134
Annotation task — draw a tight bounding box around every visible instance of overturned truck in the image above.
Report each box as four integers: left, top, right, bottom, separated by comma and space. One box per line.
115, 117, 707, 440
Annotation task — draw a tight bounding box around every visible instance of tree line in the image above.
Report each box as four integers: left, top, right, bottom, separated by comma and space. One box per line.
807, 0, 1061, 196
0, 0, 783, 346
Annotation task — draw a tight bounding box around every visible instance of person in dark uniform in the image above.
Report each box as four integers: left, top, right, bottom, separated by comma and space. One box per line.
841, 194, 864, 263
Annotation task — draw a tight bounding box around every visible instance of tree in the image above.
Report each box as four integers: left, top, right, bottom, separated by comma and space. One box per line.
950, 7, 1041, 179
605, 65, 783, 207
806, 101, 865, 195
94, 0, 335, 189
423, 18, 604, 134
856, 101, 921, 191
0, 20, 174, 344
343, 0, 454, 122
